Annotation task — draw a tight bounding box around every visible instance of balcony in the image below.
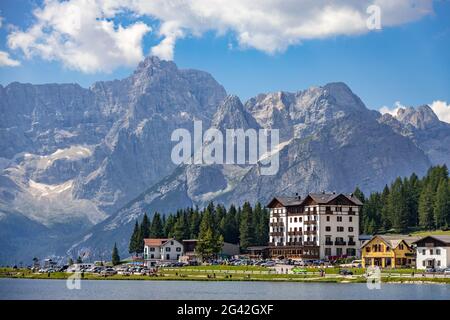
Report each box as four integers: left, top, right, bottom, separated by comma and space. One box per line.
304, 220, 317, 225
304, 241, 317, 246
270, 232, 283, 237
325, 240, 333, 246
287, 231, 302, 236
270, 222, 284, 227
304, 230, 317, 235
348, 210, 356, 215
348, 241, 356, 246
286, 242, 303, 246
335, 240, 347, 246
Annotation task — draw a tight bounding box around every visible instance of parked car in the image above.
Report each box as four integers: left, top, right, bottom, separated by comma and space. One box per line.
339, 269, 353, 276
425, 267, 436, 273
443, 268, 450, 274
262, 261, 276, 267
100, 268, 117, 276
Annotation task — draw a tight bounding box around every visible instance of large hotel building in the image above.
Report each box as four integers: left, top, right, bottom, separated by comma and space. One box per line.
267, 193, 362, 260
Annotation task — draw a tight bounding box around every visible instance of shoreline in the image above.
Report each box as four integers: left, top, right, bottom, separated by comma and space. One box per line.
2, 272, 449, 285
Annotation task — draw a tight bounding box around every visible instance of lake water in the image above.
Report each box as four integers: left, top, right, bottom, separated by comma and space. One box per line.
0, 278, 449, 300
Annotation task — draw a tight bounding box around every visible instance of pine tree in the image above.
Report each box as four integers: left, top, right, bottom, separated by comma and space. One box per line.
239, 202, 255, 249
111, 243, 121, 266
128, 220, 140, 254
189, 208, 201, 239
220, 204, 239, 244
434, 180, 450, 229
419, 184, 435, 230
388, 178, 409, 232
173, 212, 190, 241
137, 214, 150, 254
380, 185, 391, 231
196, 206, 223, 260
149, 212, 165, 238
164, 214, 176, 238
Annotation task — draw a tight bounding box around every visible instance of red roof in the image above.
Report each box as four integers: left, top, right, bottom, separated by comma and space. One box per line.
144, 238, 169, 246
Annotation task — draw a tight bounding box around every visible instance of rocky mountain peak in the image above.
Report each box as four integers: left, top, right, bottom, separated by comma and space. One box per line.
212, 95, 259, 130
396, 105, 441, 130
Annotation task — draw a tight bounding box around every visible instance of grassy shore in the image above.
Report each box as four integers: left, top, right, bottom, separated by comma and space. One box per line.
1, 267, 450, 284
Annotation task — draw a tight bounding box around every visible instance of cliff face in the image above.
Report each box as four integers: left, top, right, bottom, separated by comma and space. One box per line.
0, 58, 445, 263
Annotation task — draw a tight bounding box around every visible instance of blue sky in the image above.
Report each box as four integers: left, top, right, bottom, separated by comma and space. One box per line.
0, 0, 449, 112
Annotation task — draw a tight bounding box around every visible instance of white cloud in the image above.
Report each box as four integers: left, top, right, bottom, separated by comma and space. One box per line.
0, 51, 20, 67
7, 0, 151, 73
379, 101, 450, 124
379, 101, 405, 116
6, 0, 434, 72
430, 100, 450, 124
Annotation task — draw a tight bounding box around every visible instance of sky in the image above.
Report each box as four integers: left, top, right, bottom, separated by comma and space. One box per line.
0, 0, 449, 120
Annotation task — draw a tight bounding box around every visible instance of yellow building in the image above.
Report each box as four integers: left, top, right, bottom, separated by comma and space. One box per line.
361, 235, 419, 268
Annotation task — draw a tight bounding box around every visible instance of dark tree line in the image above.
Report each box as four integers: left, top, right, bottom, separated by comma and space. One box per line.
356, 165, 450, 234
128, 202, 269, 256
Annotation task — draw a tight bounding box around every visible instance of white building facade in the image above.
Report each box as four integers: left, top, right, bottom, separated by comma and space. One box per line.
144, 238, 184, 267
267, 193, 362, 260
414, 235, 450, 270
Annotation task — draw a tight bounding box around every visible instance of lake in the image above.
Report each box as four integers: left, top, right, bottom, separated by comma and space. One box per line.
0, 278, 449, 300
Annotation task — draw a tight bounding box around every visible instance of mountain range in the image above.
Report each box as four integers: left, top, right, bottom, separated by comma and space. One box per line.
1, 56, 449, 264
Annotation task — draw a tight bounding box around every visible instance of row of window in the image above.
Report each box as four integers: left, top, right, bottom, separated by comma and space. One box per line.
421, 249, 441, 255
325, 248, 356, 256
273, 226, 354, 233
325, 226, 354, 232
273, 215, 354, 223
147, 247, 182, 252
272, 206, 358, 215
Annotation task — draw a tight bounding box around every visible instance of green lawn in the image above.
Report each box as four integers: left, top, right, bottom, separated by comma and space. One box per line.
177, 265, 268, 271
408, 229, 450, 237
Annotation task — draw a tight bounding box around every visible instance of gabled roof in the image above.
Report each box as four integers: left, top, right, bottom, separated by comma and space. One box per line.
267, 193, 363, 208
267, 196, 303, 207
144, 238, 170, 246
413, 235, 450, 246
361, 235, 421, 249
307, 193, 364, 206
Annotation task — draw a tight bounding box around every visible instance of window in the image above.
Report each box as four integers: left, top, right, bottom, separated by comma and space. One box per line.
336, 248, 343, 256
294, 217, 298, 223
422, 261, 426, 267
326, 216, 330, 222
325, 248, 331, 256
436, 249, 441, 255
166, 254, 170, 260
349, 217, 353, 222
337, 226, 344, 232
366, 247, 371, 252
150, 247, 155, 252
325, 226, 331, 232
422, 249, 426, 255
348, 227, 354, 232
150, 254, 154, 259
398, 244, 404, 250
437, 261, 441, 266
171, 241, 174, 245
165, 247, 171, 252
176, 247, 181, 252
337, 216, 342, 222
430, 249, 433, 255
299, 217, 302, 222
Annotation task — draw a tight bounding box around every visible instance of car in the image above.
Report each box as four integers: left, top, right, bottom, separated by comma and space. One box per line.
443, 268, 450, 274
101, 268, 117, 276
339, 269, 353, 276
425, 267, 436, 273
262, 261, 276, 267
